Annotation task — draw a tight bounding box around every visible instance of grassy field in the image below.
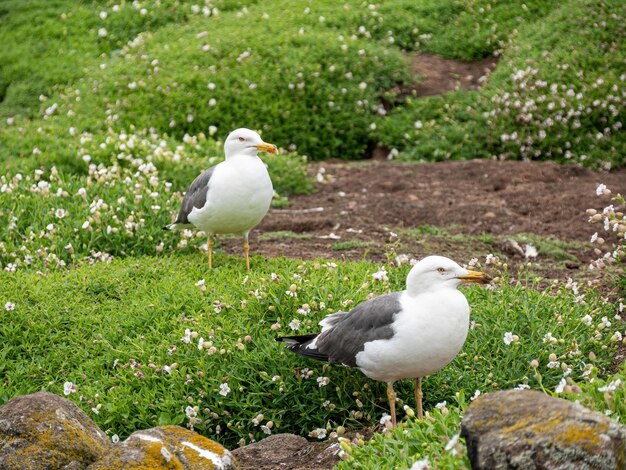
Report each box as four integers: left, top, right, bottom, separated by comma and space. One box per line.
1, 0, 625, 468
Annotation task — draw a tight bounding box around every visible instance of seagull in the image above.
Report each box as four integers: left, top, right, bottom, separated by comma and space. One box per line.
277, 256, 490, 427
164, 128, 277, 269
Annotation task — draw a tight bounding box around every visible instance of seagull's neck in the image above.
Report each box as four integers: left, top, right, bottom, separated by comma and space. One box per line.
406, 283, 457, 298
225, 149, 259, 160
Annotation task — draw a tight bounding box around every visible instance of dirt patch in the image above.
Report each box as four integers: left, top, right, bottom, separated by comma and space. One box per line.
385, 53, 498, 103
217, 160, 625, 281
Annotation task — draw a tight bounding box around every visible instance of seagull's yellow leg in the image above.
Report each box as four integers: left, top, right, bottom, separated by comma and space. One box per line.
386, 382, 397, 427
415, 377, 424, 419
207, 235, 213, 269
243, 233, 250, 270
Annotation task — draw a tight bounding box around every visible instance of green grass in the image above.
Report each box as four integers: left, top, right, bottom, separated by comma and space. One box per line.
0, 255, 622, 455
375, 0, 626, 169
3, 0, 622, 168
258, 231, 313, 241
332, 240, 368, 251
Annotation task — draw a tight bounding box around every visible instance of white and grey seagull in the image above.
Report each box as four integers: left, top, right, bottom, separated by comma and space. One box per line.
165, 128, 277, 269
277, 255, 490, 427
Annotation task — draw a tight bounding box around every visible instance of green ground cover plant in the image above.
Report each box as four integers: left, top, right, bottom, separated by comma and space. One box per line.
0, 254, 623, 457
374, 0, 625, 169
3, 0, 621, 168
1, 1, 625, 467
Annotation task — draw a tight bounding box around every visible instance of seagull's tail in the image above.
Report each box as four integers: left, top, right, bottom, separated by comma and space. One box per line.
276, 334, 329, 362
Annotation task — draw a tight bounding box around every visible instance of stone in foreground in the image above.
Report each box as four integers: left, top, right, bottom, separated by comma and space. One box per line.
233, 433, 341, 470
0, 391, 109, 469
0, 392, 236, 469
90, 425, 236, 469
461, 389, 626, 469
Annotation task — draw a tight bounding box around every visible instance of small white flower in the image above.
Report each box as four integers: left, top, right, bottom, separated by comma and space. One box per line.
309, 428, 327, 439
543, 332, 557, 344
596, 183, 607, 196
372, 267, 388, 282
98, 27, 108, 37
581, 314, 594, 326
317, 376, 330, 387
503, 332, 514, 345
410, 458, 430, 470
444, 433, 460, 452
111, 434, 119, 443
414, 120, 423, 129
379, 413, 392, 425
555, 378, 567, 394
597, 379, 622, 393
289, 319, 301, 331
435, 401, 447, 409
219, 382, 231, 396
198, 337, 204, 350
471, 389, 481, 401
181, 328, 192, 343
4, 302, 15, 311
63, 381, 76, 395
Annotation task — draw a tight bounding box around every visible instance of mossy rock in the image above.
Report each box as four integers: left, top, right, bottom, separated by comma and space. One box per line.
461, 389, 626, 469
89, 425, 236, 469
0, 391, 109, 469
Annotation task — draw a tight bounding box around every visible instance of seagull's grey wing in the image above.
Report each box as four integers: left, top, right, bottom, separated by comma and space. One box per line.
173, 167, 215, 225
316, 292, 402, 367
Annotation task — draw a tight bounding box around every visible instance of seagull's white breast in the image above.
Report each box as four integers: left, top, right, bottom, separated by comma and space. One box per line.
355, 290, 470, 383
188, 155, 273, 235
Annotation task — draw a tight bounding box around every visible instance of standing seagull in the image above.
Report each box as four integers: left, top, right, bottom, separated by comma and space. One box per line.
277, 256, 490, 426
165, 128, 277, 269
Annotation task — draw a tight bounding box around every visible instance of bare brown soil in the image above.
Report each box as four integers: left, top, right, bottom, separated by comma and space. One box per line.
398, 53, 498, 97
218, 160, 626, 281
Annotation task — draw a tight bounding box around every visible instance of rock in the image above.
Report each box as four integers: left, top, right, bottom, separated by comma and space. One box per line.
0, 393, 237, 469
232, 433, 341, 470
500, 238, 525, 257
0, 391, 109, 469
89, 425, 236, 469
461, 389, 626, 469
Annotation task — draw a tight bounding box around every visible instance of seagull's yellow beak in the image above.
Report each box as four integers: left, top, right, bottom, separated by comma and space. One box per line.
457, 269, 491, 284
256, 142, 278, 154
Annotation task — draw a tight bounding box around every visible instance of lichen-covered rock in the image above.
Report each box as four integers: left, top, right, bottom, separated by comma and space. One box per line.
0, 391, 110, 469
88, 425, 236, 469
460, 389, 626, 470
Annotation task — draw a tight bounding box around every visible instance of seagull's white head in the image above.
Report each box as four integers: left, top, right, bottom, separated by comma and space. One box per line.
405, 255, 490, 297
223, 128, 278, 159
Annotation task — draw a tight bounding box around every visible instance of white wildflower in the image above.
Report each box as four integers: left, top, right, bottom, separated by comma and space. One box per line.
503, 332, 514, 345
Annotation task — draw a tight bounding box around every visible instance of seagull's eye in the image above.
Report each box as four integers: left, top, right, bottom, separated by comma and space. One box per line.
238, 137, 246, 142
437, 268, 446, 274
